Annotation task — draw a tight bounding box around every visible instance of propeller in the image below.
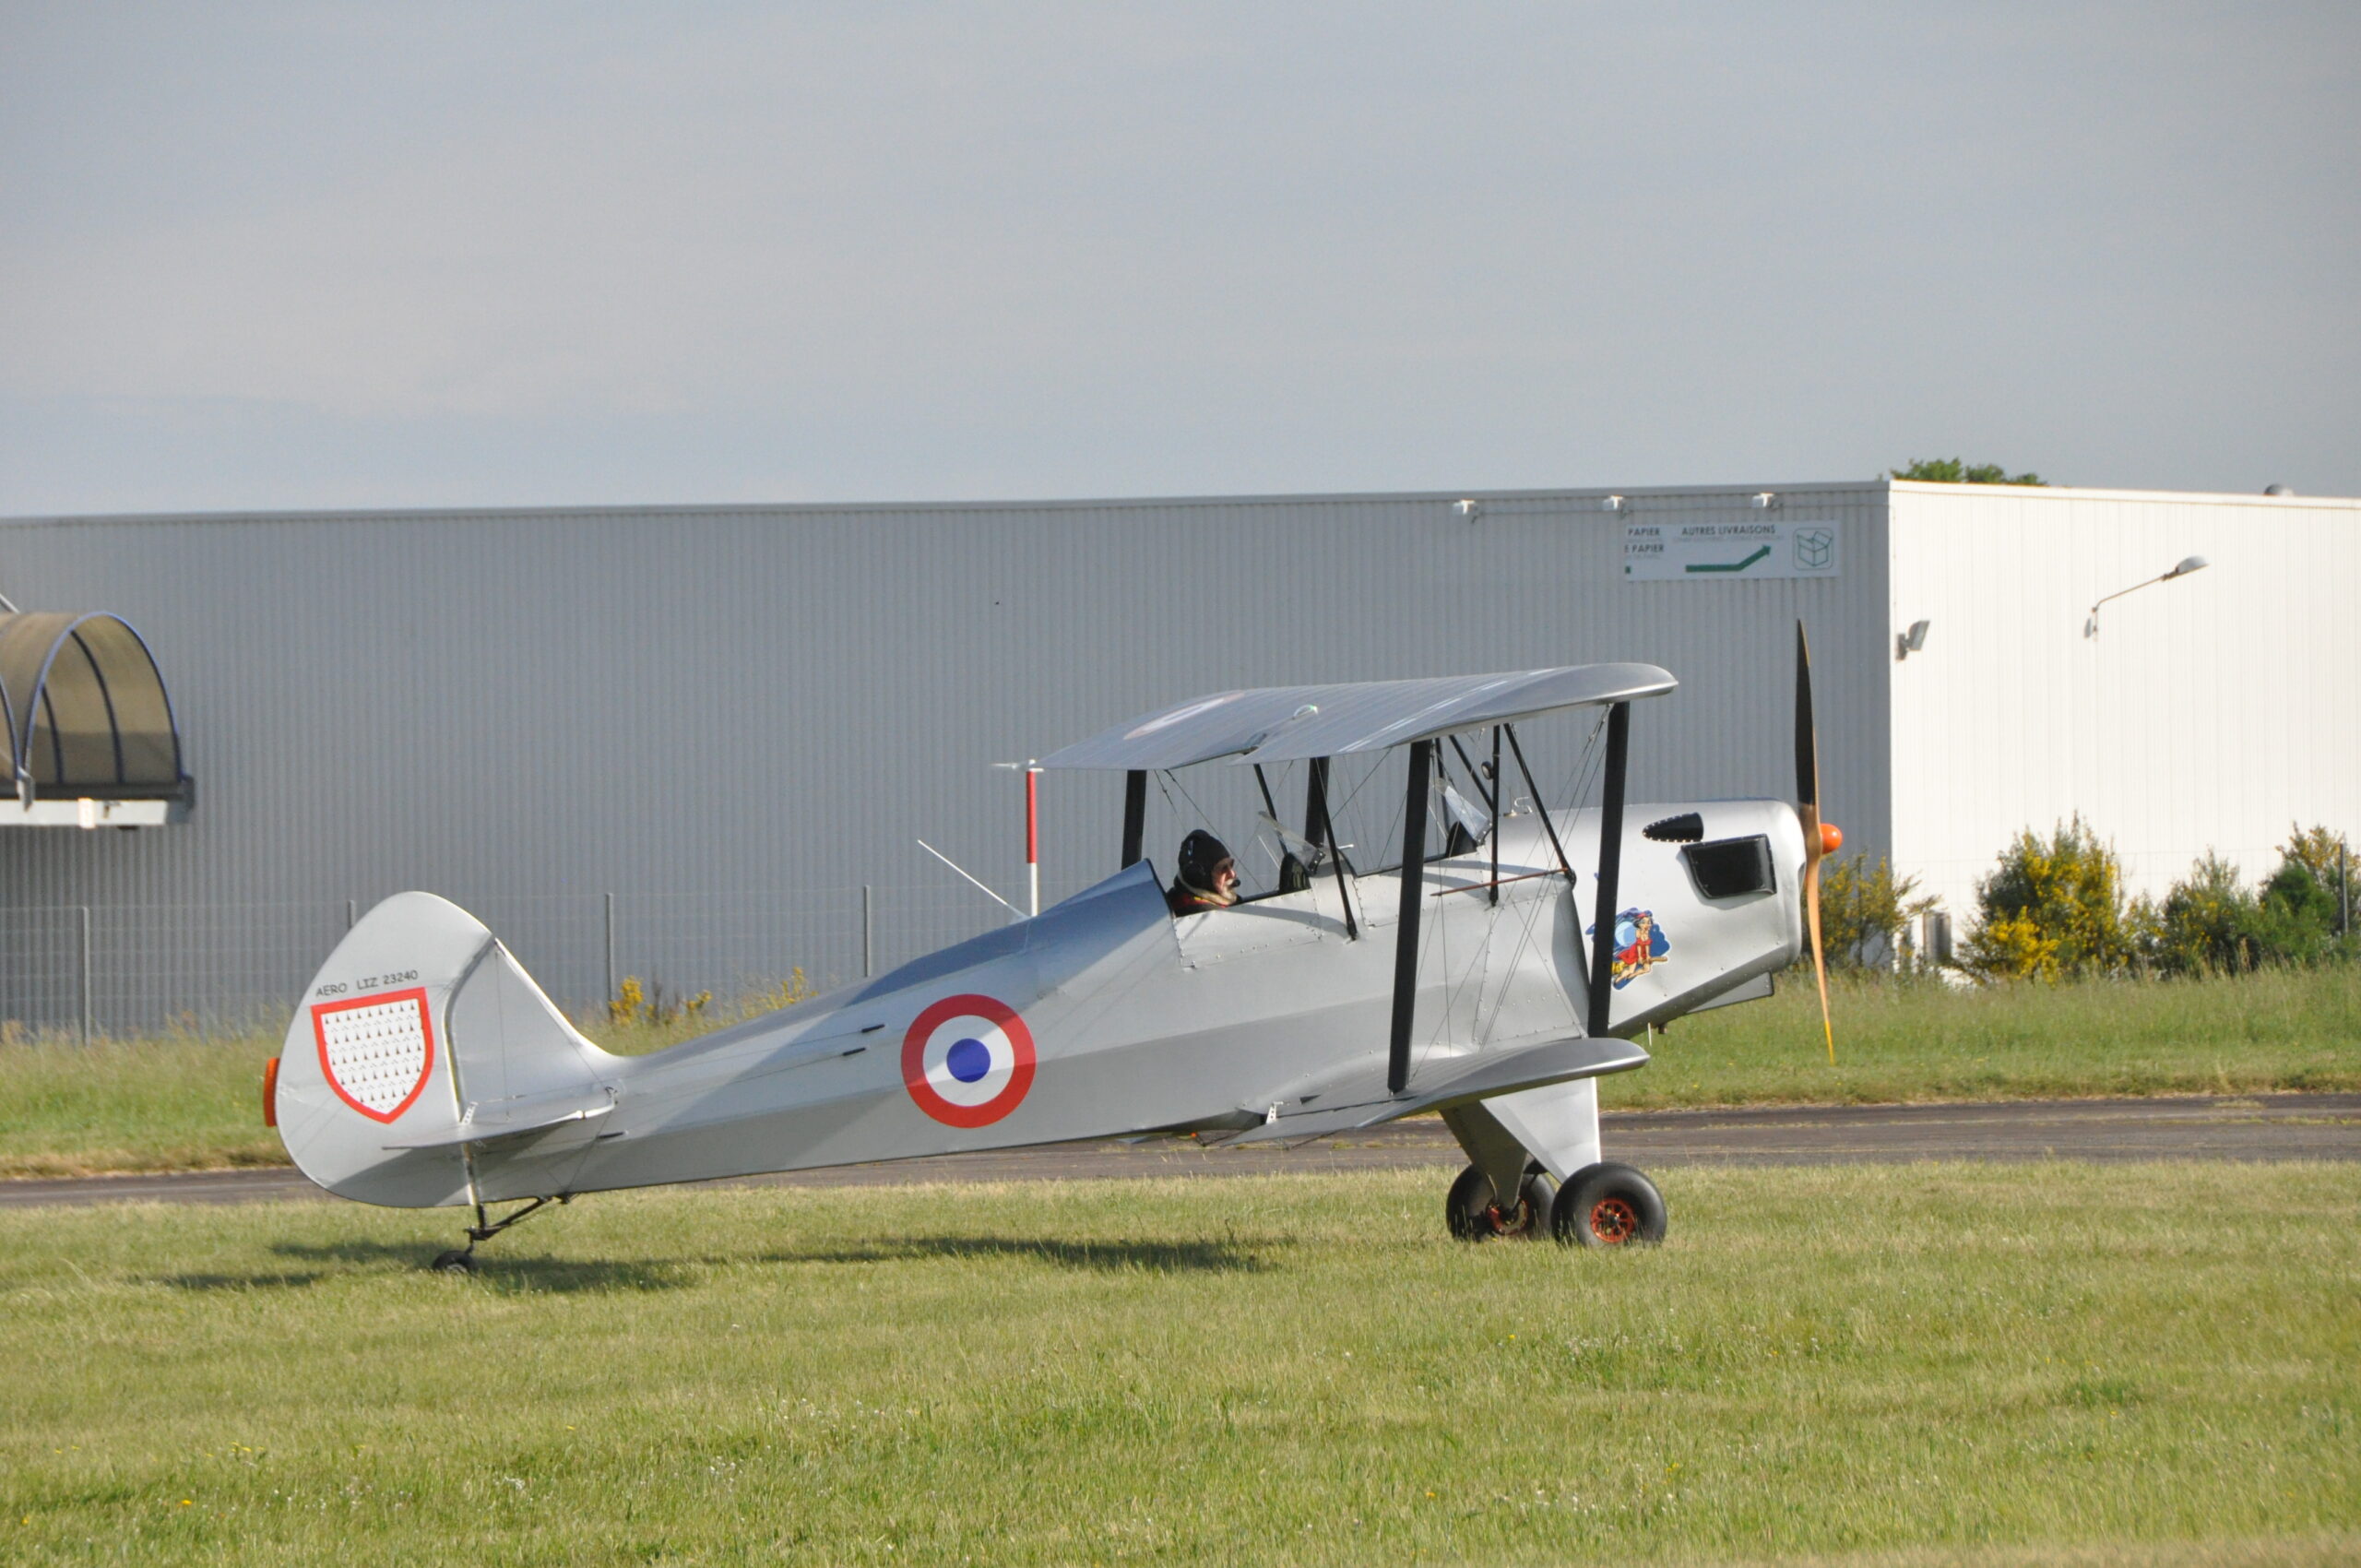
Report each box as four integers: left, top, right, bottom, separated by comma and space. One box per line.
1795, 622, 1841, 1064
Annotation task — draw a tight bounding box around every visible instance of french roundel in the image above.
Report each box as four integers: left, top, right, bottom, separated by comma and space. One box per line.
901, 993, 1036, 1128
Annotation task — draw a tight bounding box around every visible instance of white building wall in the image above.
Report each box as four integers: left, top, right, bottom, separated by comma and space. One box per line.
1886, 483, 2361, 927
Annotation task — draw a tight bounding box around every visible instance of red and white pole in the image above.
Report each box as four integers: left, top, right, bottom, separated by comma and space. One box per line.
1025, 764, 1040, 917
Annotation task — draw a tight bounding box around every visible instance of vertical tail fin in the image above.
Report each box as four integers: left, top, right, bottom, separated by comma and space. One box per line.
276, 893, 619, 1207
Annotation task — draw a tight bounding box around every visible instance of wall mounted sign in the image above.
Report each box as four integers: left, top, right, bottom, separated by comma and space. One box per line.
1623, 520, 1841, 580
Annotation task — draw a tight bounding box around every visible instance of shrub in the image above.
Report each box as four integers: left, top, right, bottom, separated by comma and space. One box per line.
606, 975, 712, 1028
1808, 853, 1937, 971
2147, 852, 2262, 976
1961, 817, 2140, 980
2268, 826, 2355, 945
2253, 826, 2352, 966
2140, 826, 2352, 978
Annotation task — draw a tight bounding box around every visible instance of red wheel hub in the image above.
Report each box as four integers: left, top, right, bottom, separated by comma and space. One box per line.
1588, 1195, 1640, 1244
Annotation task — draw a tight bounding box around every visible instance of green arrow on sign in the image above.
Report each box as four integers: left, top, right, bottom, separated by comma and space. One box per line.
1686, 545, 1773, 575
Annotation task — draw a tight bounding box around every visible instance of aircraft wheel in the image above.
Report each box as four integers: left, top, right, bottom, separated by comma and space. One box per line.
1445, 1164, 1541, 1241
429, 1249, 478, 1275
1551, 1163, 1667, 1248
1515, 1164, 1559, 1240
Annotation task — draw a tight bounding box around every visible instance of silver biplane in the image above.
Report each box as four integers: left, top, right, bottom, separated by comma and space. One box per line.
267, 630, 1842, 1269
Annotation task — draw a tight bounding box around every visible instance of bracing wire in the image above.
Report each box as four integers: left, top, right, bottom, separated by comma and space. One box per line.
1410, 713, 1618, 1071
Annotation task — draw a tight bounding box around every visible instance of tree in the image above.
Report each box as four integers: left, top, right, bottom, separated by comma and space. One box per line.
1892, 457, 2047, 486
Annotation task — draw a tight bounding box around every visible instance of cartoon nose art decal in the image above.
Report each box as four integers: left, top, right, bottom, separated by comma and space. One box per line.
902, 993, 1037, 1127
1586, 909, 1672, 989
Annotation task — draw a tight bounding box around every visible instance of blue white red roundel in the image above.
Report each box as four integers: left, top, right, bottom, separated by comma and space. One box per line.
902, 993, 1036, 1128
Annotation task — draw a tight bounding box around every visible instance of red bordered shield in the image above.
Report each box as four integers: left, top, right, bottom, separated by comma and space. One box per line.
311, 987, 438, 1124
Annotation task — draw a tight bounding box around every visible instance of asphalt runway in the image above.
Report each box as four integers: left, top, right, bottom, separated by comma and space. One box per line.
5, 1093, 2355, 1210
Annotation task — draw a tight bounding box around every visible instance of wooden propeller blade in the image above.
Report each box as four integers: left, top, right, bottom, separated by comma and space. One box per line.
1802, 825, 1835, 1066
1795, 622, 1819, 809
1797, 621, 1833, 1064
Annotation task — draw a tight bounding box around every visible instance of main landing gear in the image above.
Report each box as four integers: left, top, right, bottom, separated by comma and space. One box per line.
1445, 1161, 1667, 1247
1445, 1160, 1557, 1240
429, 1194, 566, 1274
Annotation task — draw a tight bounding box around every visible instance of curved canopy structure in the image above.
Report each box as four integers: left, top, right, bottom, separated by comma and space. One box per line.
0, 612, 191, 826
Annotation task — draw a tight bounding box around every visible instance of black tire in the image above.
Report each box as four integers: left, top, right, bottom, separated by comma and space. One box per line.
429, 1249, 478, 1275
1550, 1162, 1667, 1248
1445, 1163, 1545, 1241
1516, 1164, 1560, 1240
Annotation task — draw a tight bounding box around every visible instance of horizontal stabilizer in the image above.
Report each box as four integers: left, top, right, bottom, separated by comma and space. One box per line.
384, 1099, 612, 1151
1220, 1035, 1647, 1146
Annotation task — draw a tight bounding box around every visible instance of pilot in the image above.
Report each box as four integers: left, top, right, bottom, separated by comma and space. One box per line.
1167, 829, 1241, 916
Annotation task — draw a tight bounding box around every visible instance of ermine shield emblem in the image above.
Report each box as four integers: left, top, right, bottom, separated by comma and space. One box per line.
902, 993, 1037, 1128
312, 988, 438, 1123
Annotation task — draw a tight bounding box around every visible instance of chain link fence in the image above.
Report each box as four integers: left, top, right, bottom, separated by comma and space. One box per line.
0, 884, 1014, 1040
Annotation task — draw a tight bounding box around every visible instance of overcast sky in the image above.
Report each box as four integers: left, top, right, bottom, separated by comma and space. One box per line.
3, 3, 2355, 516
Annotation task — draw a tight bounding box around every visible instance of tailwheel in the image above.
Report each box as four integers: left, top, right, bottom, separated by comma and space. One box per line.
1551, 1162, 1667, 1248
421, 1195, 565, 1272
1445, 1163, 1556, 1241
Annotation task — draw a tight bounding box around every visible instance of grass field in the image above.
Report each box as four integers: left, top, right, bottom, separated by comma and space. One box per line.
1614, 963, 2361, 1110
2, 966, 2354, 1179
1, 1163, 2354, 1565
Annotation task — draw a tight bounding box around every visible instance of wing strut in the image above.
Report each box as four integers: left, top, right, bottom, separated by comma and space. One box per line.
1387, 739, 1435, 1094
1306, 757, 1357, 942
1583, 702, 1632, 1039
1502, 723, 1577, 887
1489, 726, 1501, 905
1444, 730, 1504, 905
1120, 769, 1146, 868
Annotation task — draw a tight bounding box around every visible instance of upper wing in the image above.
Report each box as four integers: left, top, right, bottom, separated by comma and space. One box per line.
1037, 663, 1677, 771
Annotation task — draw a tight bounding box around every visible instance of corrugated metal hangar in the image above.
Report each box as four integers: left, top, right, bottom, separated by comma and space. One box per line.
0, 479, 2351, 1031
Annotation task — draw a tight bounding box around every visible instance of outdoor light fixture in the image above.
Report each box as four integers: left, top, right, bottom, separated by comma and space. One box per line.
1602, 494, 1627, 513
1895, 619, 1931, 660
1750, 492, 1778, 509
1453, 499, 1481, 521
2084, 555, 2210, 638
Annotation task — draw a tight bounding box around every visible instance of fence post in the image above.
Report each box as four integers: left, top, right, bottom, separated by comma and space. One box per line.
862, 885, 874, 978
604, 892, 616, 1004
78, 905, 91, 1047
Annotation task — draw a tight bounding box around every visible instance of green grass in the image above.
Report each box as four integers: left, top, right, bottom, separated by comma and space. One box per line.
0, 1032, 287, 1178
1605, 964, 2361, 1111
0, 998, 810, 1179
0, 1164, 2354, 1565
1, 967, 2355, 1178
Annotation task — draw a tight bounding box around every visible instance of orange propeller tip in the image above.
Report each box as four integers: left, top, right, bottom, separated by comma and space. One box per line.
1818, 823, 1844, 855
